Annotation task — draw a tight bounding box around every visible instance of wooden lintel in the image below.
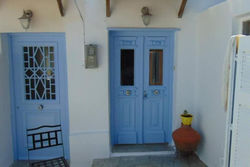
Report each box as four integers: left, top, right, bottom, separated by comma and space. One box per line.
57, 0, 64, 17
178, 0, 187, 18
106, 0, 111, 17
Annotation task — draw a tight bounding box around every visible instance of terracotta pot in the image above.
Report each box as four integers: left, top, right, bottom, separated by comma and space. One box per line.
172, 124, 201, 154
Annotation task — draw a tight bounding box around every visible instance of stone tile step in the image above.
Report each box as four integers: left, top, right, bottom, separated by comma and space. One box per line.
111, 144, 176, 158
112, 144, 175, 153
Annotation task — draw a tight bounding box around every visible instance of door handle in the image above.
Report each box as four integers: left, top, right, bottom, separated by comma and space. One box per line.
144, 91, 147, 98
38, 104, 44, 111
153, 89, 160, 95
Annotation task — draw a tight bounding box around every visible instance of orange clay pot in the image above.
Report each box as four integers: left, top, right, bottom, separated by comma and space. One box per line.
172, 124, 201, 154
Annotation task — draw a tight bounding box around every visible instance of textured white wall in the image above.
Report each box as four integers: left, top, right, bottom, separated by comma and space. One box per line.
195, 0, 250, 166
195, 3, 232, 166
0, 34, 13, 167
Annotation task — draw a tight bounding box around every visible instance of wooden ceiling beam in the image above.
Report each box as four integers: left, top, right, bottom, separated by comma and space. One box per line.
106, 0, 111, 17
178, 0, 187, 18
57, 0, 64, 17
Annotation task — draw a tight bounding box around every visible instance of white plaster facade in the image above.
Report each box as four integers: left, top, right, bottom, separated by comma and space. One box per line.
0, 0, 249, 166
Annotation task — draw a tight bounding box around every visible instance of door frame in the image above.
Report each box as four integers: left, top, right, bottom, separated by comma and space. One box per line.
7, 33, 70, 160
108, 28, 179, 146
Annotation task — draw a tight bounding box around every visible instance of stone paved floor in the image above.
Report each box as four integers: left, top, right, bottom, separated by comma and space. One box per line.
11, 154, 206, 167
11, 160, 70, 167
11, 161, 29, 167
92, 154, 207, 167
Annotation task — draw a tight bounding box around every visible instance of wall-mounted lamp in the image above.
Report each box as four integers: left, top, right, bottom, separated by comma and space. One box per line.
18, 10, 33, 30
141, 7, 152, 26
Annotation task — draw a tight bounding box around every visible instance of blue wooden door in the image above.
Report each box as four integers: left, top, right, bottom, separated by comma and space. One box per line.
110, 30, 174, 145
10, 33, 69, 160
143, 36, 173, 143
112, 35, 144, 144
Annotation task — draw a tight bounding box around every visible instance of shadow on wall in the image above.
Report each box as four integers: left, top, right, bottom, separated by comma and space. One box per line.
194, 111, 206, 155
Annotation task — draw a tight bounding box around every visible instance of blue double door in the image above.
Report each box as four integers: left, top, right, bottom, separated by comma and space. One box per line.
10, 33, 69, 160
110, 30, 174, 145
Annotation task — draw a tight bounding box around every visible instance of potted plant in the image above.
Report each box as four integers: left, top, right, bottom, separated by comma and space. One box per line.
172, 110, 201, 155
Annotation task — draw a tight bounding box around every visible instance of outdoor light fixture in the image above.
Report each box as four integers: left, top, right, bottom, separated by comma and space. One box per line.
18, 10, 33, 30
141, 7, 152, 26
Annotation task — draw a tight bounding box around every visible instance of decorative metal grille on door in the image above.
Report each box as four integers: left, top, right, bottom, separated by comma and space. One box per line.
23, 46, 56, 100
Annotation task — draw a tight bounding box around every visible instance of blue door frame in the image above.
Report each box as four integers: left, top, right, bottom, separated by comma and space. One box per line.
109, 28, 178, 145
8, 33, 70, 160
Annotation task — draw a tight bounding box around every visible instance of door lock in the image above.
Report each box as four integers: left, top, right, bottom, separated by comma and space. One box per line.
144, 91, 147, 98
38, 104, 44, 111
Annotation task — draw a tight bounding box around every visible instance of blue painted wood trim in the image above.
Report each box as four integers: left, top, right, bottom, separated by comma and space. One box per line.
58, 34, 70, 160
6, 34, 18, 160
8, 32, 66, 38
108, 30, 115, 146
167, 33, 175, 142
108, 28, 180, 32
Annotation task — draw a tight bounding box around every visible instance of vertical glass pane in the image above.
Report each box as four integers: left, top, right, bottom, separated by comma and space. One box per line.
149, 49, 163, 85
121, 49, 134, 86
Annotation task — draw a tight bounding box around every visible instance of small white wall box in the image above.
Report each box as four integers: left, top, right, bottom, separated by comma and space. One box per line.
85, 44, 98, 68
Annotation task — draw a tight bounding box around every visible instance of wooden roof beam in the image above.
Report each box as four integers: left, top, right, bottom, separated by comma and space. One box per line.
57, 0, 64, 17
106, 0, 111, 17
178, 0, 187, 18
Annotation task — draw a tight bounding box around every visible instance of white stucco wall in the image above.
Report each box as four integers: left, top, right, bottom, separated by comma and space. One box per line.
0, 35, 13, 167
195, 0, 250, 166
195, 2, 232, 166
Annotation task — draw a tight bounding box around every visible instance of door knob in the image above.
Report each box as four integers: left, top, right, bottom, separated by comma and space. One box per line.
38, 104, 44, 111
144, 91, 147, 98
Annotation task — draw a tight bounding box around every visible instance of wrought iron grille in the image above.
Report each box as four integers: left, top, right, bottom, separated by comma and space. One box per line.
26, 125, 69, 167
27, 125, 62, 151
23, 46, 56, 100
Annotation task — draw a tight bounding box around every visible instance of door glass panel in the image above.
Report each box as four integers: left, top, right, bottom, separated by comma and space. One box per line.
23, 46, 56, 100
149, 49, 163, 85
121, 49, 134, 86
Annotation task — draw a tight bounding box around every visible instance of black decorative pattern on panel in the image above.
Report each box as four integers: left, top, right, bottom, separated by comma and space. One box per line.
27, 125, 62, 151
27, 125, 69, 167
23, 46, 56, 100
